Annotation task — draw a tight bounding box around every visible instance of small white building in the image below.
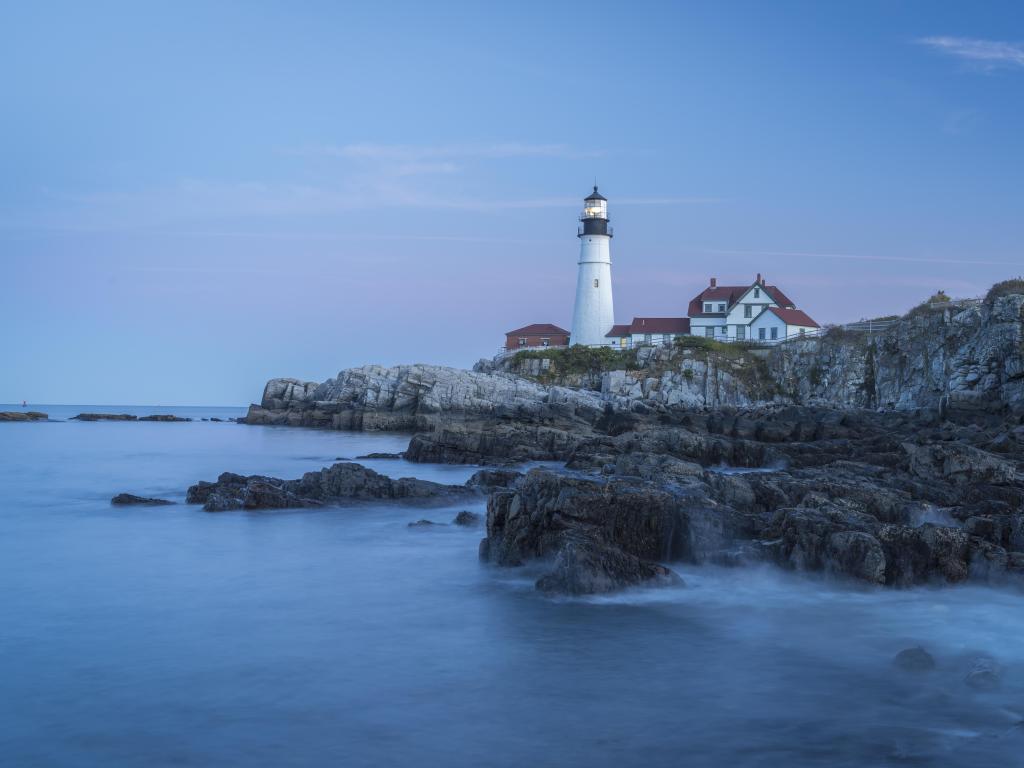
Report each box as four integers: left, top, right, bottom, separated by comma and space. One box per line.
687, 274, 818, 342
605, 317, 690, 348
748, 307, 820, 342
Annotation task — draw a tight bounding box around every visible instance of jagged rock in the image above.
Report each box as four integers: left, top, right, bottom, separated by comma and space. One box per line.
111, 493, 175, 506
186, 462, 474, 512
356, 452, 404, 459
453, 510, 482, 526
903, 442, 1016, 486
408, 519, 445, 528
0, 411, 48, 421
894, 647, 936, 672
536, 537, 682, 596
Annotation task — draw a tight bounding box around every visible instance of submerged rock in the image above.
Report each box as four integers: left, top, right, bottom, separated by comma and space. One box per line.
111, 493, 175, 506
964, 656, 1002, 690
72, 413, 136, 421
138, 414, 191, 422
893, 646, 936, 673
408, 519, 445, 528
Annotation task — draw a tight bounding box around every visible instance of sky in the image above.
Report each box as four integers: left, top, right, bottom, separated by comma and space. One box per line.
2, 1, 1022, 405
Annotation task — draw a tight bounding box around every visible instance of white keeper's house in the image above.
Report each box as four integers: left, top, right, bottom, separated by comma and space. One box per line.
687, 275, 819, 342
501, 187, 820, 352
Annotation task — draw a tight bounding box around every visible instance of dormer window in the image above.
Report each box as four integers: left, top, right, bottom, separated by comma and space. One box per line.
718, 303, 726, 312
703, 302, 713, 313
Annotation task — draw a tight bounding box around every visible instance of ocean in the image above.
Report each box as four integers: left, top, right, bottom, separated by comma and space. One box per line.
2, 405, 1022, 767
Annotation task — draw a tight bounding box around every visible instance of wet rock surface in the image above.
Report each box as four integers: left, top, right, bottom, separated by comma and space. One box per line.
72, 413, 137, 421
239, 289, 1024, 595
0, 411, 48, 421
111, 493, 175, 506
186, 462, 477, 512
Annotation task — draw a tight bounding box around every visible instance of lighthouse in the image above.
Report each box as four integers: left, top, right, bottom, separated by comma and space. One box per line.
570, 186, 615, 347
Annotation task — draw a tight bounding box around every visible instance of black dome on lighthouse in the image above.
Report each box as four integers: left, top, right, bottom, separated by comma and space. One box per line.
584, 185, 606, 201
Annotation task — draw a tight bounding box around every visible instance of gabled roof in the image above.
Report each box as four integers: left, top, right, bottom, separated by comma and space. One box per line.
688, 286, 747, 316
605, 323, 631, 338
688, 280, 796, 316
506, 323, 570, 336
765, 307, 819, 328
607, 318, 690, 337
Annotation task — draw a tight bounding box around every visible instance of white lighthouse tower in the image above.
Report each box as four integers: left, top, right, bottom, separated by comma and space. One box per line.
570, 186, 615, 346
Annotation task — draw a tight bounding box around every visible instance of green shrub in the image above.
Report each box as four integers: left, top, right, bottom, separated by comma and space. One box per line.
906, 290, 952, 319
515, 345, 639, 374
986, 278, 1024, 303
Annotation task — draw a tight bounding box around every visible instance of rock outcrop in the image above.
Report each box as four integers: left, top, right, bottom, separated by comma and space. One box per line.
72, 413, 137, 421
237, 284, 1024, 595
0, 411, 48, 421
186, 462, 475, 512
111, 493, 175, 506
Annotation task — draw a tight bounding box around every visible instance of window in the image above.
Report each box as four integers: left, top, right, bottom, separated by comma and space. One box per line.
754, 287, 760, 299
799, 328, 806, 336
703, 302, 713, 313
644, 333, 652, 344
720, 326, 727, 335
770, 327, 778, 340
541, 338, 550, 347
736, 326, 746, 340
718, 303, 726, 312
593, 279, 599, 288
744, 304, 753, 319
705, 326, 714, 338
518, 337, 527, 347
758, 328, 766, 340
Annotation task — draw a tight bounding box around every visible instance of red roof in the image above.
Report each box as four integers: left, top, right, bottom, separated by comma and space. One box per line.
505, 323, 569, 336
607, 318, 690, 337
628, 317, 690, 334
766, 307, 819, 328
687, 280, 795, 316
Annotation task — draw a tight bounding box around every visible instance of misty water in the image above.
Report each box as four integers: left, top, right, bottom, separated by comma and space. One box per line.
2, 406, 1023, 767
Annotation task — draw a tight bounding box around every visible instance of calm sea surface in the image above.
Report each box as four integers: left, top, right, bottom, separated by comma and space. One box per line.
2, 405, 1023, 767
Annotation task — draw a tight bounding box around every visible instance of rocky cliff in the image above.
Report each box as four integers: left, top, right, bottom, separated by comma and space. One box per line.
246, 293, 1024, 431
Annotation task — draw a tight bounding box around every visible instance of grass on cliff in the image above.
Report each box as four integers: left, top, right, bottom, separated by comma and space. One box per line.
905, 290, 953, 319
515, 345, 641, 374
672, 335, 761, 357
986, 278, 1024, 304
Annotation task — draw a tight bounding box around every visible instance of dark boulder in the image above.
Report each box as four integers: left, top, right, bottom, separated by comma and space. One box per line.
186, 462, 472, 512
453, 510, 482, 526
139, 414, 191, 422
111, 493, 175, 506
536, 537, 682, 596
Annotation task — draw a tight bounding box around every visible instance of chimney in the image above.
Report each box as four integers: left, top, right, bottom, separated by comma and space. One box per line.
756, 272, 762, 284
710, 277, 717, 288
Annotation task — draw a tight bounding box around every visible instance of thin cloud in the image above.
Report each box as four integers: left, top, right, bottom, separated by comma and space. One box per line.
298, 142, 603, 160
699, 247, 1021, 267
918, 36, 1024, 69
